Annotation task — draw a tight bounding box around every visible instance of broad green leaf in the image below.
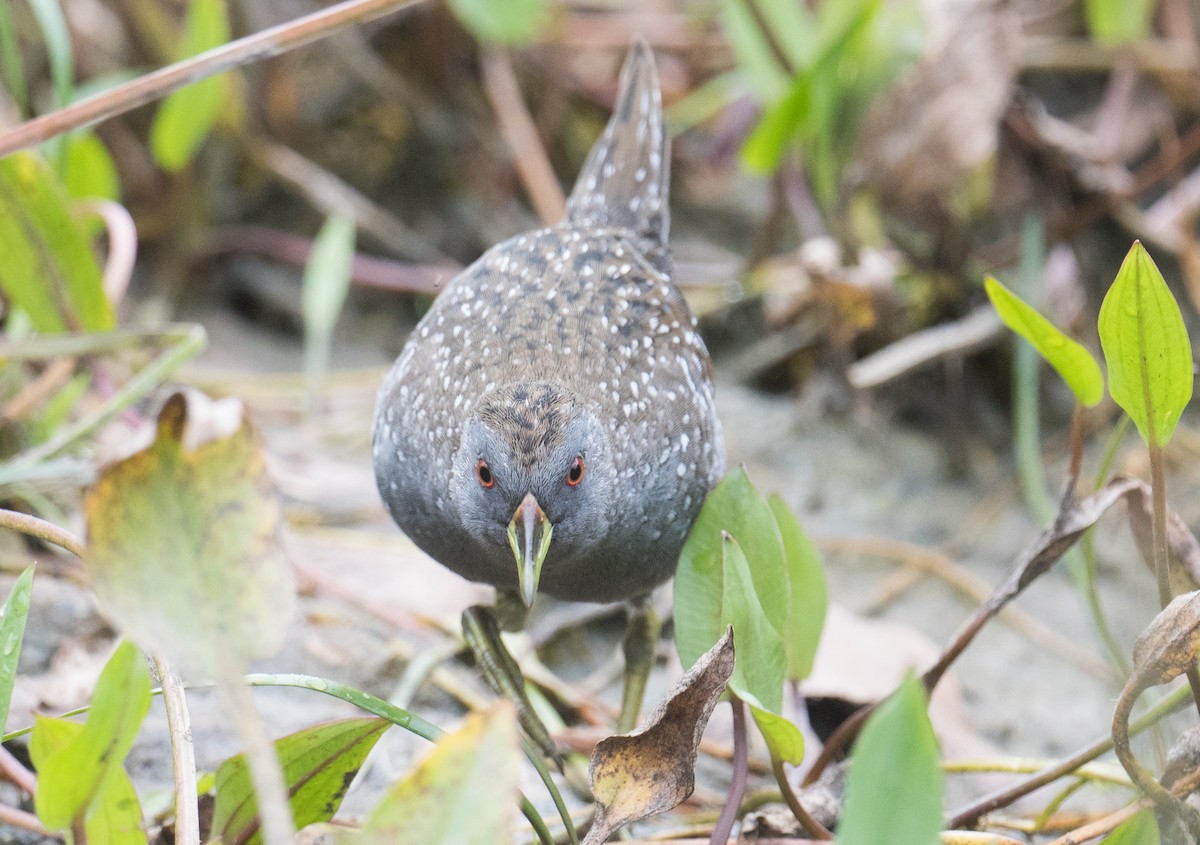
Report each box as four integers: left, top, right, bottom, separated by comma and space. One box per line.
985, 276, 1104, 407
746, 699, 804, 765
302, 214, 356, 402
0, 151, 114, 332
447, 0, 547, 45
1085, 0, 1155, 45
35, 641, 151, 832
1102, 808, 1159, 844
31, 716, 147, 845
839, 673, 942, 845
64, 132, 120, 201
214, 717, 389, 845
84, 391, 295, 678
769, 494, 827, 680
352, 703, 520, 845
722, 535, 786, 712
28, 0, 73, 109
0, 567, 34, 734
0, 0, 26, 113
150, 0, 231, 172
1098, 241, 1194, 448
675, 467, 787, 672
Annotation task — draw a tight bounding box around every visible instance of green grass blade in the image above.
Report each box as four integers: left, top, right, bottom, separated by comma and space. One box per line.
0, 567, 34, 735
0, 1, 27, 114
27, 0, 72, 109
150, 0, 231, 171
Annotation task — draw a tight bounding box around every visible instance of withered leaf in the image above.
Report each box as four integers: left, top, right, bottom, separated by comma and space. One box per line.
585, 627, 734, 845
1130, 590, 1200, 690
1122, 476, 1200, 589
85, 390, 295, 679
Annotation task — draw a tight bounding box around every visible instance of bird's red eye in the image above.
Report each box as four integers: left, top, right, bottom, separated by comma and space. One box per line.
566, 456, 585, 487
476, 459, 495, 489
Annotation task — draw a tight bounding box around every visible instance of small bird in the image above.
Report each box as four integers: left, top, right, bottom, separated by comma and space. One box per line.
373, 41, 724, 611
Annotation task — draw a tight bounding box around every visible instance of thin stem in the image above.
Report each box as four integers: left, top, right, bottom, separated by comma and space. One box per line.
0, 509, 84, 557
0, 804, 50, 837
0, 324, 207, 488
1111, 678, 1200, 831
216, 663, 295, 845
0, 0, 429, 157
709, 698, 749, 845
151, 655, 198, 845
770, 757, 832, 839
519, 736, 580, 845
946, 683, 1190, 829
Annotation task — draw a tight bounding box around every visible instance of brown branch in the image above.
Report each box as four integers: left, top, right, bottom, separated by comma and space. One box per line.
480, 46, 566, 226
0, 509, 85, 558
0, 0, 428, 157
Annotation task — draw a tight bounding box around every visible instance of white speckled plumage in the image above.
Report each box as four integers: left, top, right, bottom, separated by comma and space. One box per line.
373, 41, 725, 603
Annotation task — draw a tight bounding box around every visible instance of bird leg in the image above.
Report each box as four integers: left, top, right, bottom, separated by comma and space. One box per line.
617, 595, 661, 734
461, 603, 563, 768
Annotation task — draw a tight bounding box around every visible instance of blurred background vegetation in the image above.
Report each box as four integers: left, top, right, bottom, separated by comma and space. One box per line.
1, 0, 1199, 513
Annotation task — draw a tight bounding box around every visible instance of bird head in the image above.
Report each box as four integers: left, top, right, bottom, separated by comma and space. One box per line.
450, 382, 613, 606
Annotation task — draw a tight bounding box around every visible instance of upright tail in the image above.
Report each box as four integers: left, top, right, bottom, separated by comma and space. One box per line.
565, 39, 670, 270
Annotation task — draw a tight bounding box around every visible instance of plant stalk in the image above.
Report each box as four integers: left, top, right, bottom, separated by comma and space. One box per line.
709, 698, 749, 845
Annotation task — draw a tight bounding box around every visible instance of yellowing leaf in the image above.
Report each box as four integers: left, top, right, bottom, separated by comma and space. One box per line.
985, 276, 1104, 407
1098, 242, 1194, 448
84, 391, 295, 678
586, 628, 734, 845
353, 703, 520, 845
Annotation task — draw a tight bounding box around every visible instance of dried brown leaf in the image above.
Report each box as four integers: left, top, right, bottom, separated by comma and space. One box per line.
1123, 477, 1200, 589
1130, 590, 1200, 689
584, 627, 734, 845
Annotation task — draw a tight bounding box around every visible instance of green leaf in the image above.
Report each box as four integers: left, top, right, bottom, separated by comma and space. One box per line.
675, 467, 787, 673
0, 151, 114, 332
31, 716, 147, 845
63, 132, 120, 201
214, 717, 389, 845
0, 0, 27, 113
722, 534, 787, 712
0, 567, 35, 734
1098, 241, 1194, 448
985, 276, 1104, 407
1102, 808, 1159, 844
1085, 0, 1155, 45
84, 391, 296, 678
447, 0, 548, 45
838, 673, 942, 845
302, 214, 356, 402
769, 495, 827, 680
746, 699, 804, 765
722, 0, 814, 102
28, 0, 73, 109
149, 0, 231, 172
352, 703, 520, 845
35, 641, 151, 833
